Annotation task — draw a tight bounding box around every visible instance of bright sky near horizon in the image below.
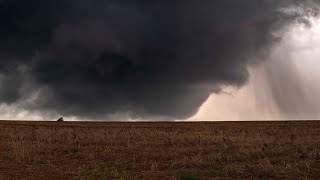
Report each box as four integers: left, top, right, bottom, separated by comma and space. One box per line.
191, 17, 320, 121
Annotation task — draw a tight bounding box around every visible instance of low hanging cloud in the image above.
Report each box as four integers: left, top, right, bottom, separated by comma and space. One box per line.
0, 0, 318, 120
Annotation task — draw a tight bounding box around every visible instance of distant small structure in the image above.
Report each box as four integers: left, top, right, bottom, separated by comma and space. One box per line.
57, 117, 64, 122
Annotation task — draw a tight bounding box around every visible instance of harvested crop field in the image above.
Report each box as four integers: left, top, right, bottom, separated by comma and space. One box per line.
0, 121, 320, 179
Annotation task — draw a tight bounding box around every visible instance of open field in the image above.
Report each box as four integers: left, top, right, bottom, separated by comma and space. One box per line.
1, 121, 320, 179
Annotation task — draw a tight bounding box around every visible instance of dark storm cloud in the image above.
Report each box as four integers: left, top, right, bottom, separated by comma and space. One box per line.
0, 0, 318, 119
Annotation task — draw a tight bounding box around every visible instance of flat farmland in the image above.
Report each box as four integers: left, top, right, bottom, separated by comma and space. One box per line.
0, 121, 320, 179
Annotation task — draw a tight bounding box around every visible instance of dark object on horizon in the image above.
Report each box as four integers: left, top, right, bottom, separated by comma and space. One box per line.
57, 117, 64, 122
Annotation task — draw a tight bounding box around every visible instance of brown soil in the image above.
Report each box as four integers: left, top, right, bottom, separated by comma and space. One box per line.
0, 121, 320, 179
